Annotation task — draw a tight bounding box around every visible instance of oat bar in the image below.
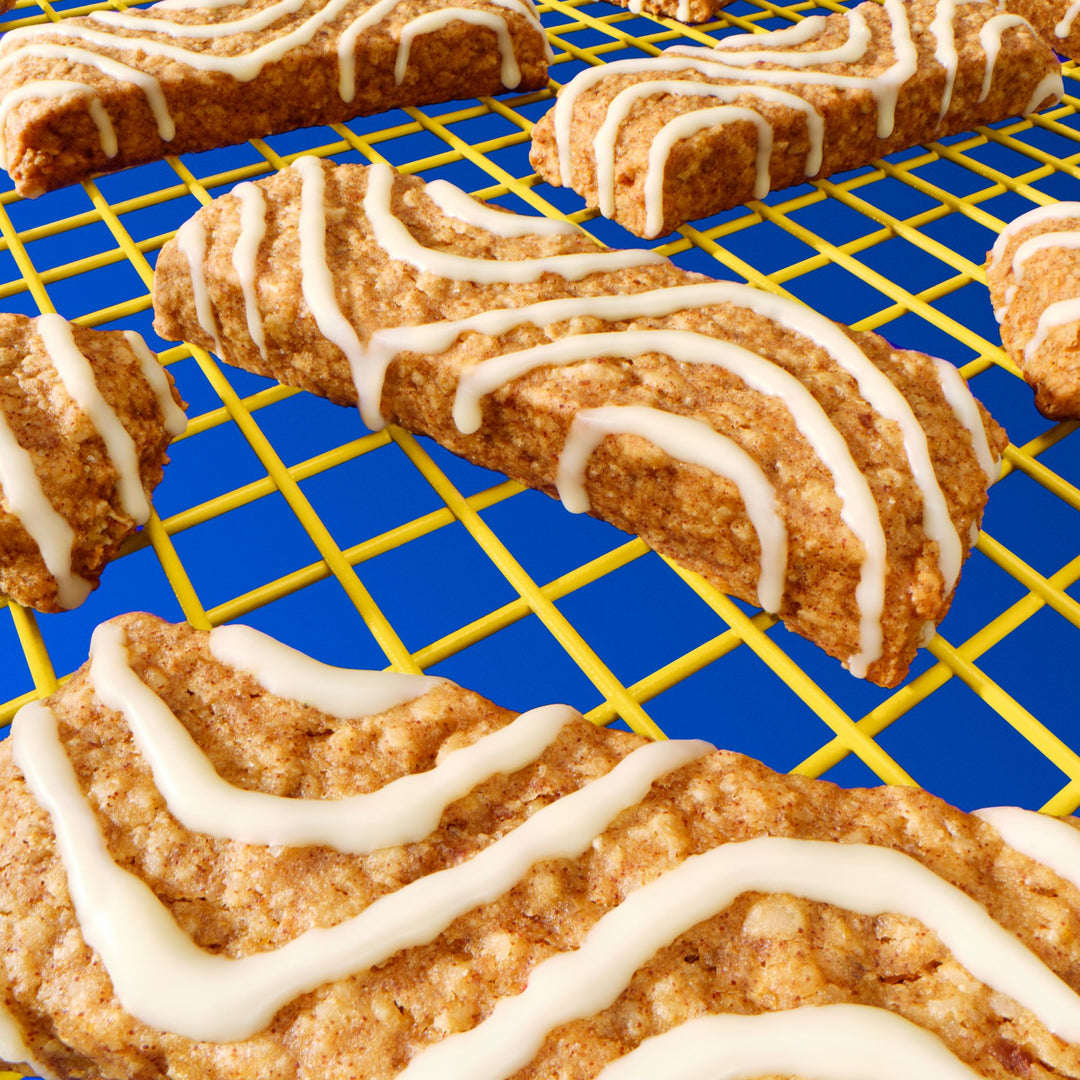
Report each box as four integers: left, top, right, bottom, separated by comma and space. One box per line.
0, 314, 186, 612
0, 0, 550, 197
152, 159, 1006, 687
528, 0, 1061, 238
3, 611, 1080, 1079
1002, 0, 1080, 61
986, 202, 1080, 420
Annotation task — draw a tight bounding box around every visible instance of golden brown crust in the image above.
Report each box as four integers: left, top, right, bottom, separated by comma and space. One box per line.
0, 315, 184, 612
0, 0, 549, 197
985, 208, 1080, 421
528, 0, 1061, 238
4, 612, 1080, 1079
1003, 0, 1080, 60
152, 161, 1005, 687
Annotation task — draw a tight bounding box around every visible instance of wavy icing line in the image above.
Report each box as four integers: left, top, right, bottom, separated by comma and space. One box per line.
0, 317, 182, 609
12, 637, 710, 1042
593, 1004, 983, 1080
12, 620, 1080, 1074
1058, 0, 1080, 37
0, 1003, 58, 1080
590, 76, 826, 237
90, 619, 573, 853
556, 402, 787, 612
0, 0, 546, 161
987, 204, 1080, 356
551, 0, 1061, 232
198, 160, 995, 677
452, 326, 881, 624
976, 806, 1080, 893
0, 43, 175, 168
397, 833, 1080, 1079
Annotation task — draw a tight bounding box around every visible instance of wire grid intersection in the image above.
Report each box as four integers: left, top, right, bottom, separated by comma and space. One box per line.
0, 0, 1076, 825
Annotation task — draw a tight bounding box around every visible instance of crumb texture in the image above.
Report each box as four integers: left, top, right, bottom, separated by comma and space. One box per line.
1003, 0, 1080, 60
2, 613, 1080, 1080
986, 204, 1080, 420
0, 0, 549, 196
528, 0, 1060, 237
0, 314, 184, 612
153, 160, 1006, 686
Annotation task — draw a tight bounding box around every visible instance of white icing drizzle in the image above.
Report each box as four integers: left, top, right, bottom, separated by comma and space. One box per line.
714, 16, 829, 50
595, 1004, 983, 1080
712, 5, 873, 66
978, 14, 1030, 102
5, 1, 374, 82
231, 181, 269, 360
362, 161, 667, 285
664, 0, 919, 139
589, 75, 825, 238
153, 0, 256, 11
1012, 231, 1080, 283
36, 314, 148, 523
931, 0, 1019, 121
396, 9, 520, 88
423, 179, 578, 237
294, 155, 370, 407
976, 806, 1080, 893
995, 230, 1080, 321
3, 0, 544, 143
0, 43, 174, 167
397, 835, 1080, 1080
11, 693, 710, 1042
123, 331, 188, 437
1025, 71, 1064, 116
175, 216, 223, 358
1058, 0, 1080, 37
701, 283, 963, 632
554, 0, 1061, 203
988, 202, 1080, 272
207, 621, 442, 717
551, 0, 915, 192
89, 0, 308, 39
221, 163, 980, 673
454, 325, 884, 635
557, 403, 787, 613
931, 0, 965, 121
0, 81, 117, 166
929, 357, 999, 485
337, 0, 412, 102
87, 619, 572, 853
592, 76, 824, 234
1024, 296, 1080, 362
647, 106, 771, 236
0, 1001, 59, 1080
0, 385, 91, 610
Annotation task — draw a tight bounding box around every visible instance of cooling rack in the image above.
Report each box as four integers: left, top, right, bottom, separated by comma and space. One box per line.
1, 0, 1079, 895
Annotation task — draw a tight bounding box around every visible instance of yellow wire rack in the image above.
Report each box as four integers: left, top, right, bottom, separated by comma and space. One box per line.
1, 0, 1079, 903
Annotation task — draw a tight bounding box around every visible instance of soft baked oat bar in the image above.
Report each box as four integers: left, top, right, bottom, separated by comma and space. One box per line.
152, 159, 1006, 687
986, 203, 1080, 421
0, 0, 550, 197
528, 0, 1061, 238
1002, 0, 1080, 61
0, 314, 186, 612
2, 612, 1080, 1079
